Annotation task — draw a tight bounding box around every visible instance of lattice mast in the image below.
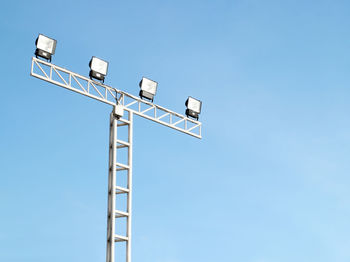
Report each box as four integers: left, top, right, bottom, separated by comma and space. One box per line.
30, 57, 202, 262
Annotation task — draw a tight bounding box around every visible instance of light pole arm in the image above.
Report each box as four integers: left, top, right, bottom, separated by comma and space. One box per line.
30, 57, 202, 139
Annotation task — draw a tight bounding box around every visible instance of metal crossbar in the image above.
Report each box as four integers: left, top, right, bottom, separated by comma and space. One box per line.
30, 57, 202, 139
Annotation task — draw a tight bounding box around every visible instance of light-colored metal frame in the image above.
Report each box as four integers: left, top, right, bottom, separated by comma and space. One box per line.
30, 57, 202, 139
107, 110, 133, 262
30, 56, 202, 262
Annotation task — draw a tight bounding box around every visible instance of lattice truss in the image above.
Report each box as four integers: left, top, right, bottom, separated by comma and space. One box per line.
106, 111, 133, 262
31, 57, 202, 139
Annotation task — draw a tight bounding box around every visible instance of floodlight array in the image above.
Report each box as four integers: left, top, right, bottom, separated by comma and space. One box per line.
33, 33, 202, 120
31, 33, 203, 262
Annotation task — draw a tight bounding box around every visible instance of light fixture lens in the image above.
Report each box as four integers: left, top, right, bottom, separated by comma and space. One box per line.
139, 77, 157, 95
186, 97, 202, 114
36, 34, 57, 54
90, 57, 108, 76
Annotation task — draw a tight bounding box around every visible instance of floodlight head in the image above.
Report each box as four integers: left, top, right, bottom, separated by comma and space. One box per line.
185, 96, 202, 120
35, 34, 57, 62
89, 56, 109, 83
139, 77, 158, 102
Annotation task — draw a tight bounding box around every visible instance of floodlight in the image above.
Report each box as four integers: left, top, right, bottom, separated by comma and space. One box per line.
89, 56, 109, 83
35, 34, 57, 62
139, 77, 158, 102
185, 96, 202, 120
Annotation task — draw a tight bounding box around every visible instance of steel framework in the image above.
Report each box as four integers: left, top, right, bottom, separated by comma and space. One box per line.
30, 57, 202, 262
31, 57, 201, 138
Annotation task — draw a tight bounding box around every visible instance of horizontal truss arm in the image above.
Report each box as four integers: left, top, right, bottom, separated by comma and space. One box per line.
30, 57, 202, 139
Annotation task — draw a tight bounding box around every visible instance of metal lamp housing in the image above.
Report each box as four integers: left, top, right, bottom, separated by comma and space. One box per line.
89, 56, 109, 82
185, 96, 202, 120
35, 34, 57, 62
139, 77, 158, 102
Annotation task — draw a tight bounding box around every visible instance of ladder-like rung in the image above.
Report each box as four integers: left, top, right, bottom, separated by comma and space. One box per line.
115, 234, 129, 242
116, 162, 130, 170
117, 118, 130, 125
117, 123, 128, 127
116, 186, 130, 194
116, 139, 130, 148
115, 210, 129, 218
117, 145, 128, 149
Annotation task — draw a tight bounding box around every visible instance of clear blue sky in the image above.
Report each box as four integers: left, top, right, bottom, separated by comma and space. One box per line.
1, 0, 350, 261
